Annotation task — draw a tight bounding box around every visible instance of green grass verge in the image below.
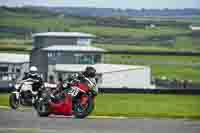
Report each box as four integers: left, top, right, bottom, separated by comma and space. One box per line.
92, 94, 200, 119
0, 94, 9, 106
1, 94, 200, 119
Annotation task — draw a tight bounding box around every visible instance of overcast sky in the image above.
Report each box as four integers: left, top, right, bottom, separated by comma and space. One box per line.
1, 0, 199, 9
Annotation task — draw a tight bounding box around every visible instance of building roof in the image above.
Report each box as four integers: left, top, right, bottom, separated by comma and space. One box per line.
55, 64, 148, 74
190, 25, 200, 31
0, 53, 29, 64
32, 32, 95, 38
42, 45, 105, 52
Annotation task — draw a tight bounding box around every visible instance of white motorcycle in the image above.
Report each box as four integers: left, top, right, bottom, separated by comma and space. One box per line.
9, 78, 42, 109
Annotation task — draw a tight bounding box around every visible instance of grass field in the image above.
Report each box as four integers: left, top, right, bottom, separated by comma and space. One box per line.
93, 94, 200, 119
104, 54, 200, 82
0, 16, 94, 31
0, 94, 9, 106
71, 26, 191, 38
93, 44, 176, 52
0, 93, 200, 119
0, 17, 191, 38
105, 54, 200, 63
151, 65, 200, 82
0, 39, 32, 51
94, 36, 200, 52
0, 8, 192, 39
0, 36, 197, 52
93, 38, 200, 82
129, 16, 200, 24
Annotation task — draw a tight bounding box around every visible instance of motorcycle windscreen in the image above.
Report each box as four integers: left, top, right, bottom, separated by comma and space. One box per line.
21, 84, 32, 91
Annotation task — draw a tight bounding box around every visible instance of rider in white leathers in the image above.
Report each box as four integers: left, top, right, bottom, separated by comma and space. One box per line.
21, 66, 43, 92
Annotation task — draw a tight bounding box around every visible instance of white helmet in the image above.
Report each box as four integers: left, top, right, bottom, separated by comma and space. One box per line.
30, 66, 38, 73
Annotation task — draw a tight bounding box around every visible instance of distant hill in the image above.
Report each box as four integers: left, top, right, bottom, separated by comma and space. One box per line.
0, 6, 58, 17
33, 6, 200, 17
1, 6, 200, 18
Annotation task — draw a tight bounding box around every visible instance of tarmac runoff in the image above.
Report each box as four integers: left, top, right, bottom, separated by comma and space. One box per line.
0, 106, 128, 119
0, 105, 199, 121
0, 109, 200, 133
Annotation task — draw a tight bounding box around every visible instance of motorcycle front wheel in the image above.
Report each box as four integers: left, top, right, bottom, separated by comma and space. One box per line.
36, 99, 50, 117
9, 93, 20, 110
73, 94, 94, 119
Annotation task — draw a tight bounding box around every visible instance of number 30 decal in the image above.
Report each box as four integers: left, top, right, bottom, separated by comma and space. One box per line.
68, 87, 80, 96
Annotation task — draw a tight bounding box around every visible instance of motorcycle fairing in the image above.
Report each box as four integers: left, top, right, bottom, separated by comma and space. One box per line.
49, 94, 72, 115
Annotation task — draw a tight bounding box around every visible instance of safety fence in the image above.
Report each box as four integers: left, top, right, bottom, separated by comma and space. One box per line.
154, 79, 200, 90
1, 87, 200, 95
98, 88, 200, 95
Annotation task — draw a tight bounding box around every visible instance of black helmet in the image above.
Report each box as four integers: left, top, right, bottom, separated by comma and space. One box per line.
83, 66, 96, 78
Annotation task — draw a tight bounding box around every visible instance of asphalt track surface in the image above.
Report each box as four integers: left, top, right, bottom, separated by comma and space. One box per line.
0, 109, 200, 133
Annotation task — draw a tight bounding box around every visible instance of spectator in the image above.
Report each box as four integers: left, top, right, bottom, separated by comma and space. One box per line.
173, 78, 178, 88
183, 80, 188, 89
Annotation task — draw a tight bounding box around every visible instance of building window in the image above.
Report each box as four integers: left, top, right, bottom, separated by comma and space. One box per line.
16, 68, 21, 73
0, 66, 8, 73
77, 38, 91, 46
54, 52, 57, 57
74, 54, 95, 64
81, 55, 93, 64
74, 54, 103, 64
57, 52, 62, 56
48, 52, 61, 57
48, 52, 56, 57
94, 54, 102, 63
48, 52, 52, 57
36, 37, 44, 44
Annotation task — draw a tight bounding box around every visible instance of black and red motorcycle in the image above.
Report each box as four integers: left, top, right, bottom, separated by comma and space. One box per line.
36, 79, 97, 119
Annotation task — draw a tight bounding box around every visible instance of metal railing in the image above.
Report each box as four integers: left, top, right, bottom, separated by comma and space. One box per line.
154, 78, 200, 90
